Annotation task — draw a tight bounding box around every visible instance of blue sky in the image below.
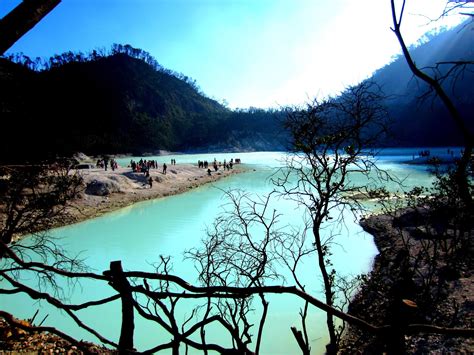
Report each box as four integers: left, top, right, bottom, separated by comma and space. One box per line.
0, 0, 463, 108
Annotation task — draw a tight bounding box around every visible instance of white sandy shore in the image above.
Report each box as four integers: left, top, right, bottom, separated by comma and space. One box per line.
63, 163, 245, 228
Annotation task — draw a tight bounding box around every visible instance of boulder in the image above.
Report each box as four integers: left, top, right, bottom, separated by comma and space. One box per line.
85, 178, 121, 196
73, 152, 93, 163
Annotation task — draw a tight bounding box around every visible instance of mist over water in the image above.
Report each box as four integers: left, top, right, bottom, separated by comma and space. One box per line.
1, 149, 443, 354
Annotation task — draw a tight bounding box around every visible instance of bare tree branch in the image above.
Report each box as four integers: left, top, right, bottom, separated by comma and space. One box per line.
0, 0, 61, 55
390, 0, 473, 207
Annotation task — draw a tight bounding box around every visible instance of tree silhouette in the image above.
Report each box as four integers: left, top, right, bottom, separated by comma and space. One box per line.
390, 0, 473, 207
0, 0, 61, 55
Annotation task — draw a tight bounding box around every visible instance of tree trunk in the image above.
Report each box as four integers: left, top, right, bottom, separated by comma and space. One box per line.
313, 225, 337, 354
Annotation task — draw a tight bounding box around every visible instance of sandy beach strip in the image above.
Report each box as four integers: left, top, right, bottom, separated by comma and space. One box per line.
60, 163, 246, 229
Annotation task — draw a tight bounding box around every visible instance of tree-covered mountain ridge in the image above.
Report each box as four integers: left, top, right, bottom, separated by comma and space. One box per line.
369, 20, 474, 146
0, 44, 285, 163
1, 20, 473, 163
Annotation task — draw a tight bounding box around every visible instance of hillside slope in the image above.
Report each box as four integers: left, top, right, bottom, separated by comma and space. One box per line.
0, 49, 285, 163
370, 20, 474, 146
0, 53, 228, 161
1, 21, 473, 164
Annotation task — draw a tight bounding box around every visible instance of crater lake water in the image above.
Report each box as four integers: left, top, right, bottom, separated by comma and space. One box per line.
1, 149, 458, 354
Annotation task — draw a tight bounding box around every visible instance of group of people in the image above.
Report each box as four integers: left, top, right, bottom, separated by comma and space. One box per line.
197, 160, 209, 169
198, 158, 236, 175
129, 158, 177, 174
96, 158, 119, 171
95, 155, 241, 187
97, 156, 240, 175
128, 158, 170, 187
130, 159, 159, 174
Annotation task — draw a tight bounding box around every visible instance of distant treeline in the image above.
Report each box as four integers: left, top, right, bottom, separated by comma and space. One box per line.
4, 43, 204, 94
2, 19, 473, 164
0, 45, 285, 163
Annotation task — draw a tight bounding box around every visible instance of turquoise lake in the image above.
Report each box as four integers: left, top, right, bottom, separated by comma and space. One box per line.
1, 149, 457, 354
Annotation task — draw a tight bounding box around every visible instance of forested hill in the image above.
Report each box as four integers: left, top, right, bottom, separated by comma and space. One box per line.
2, 20, 472, 164
369, 20, 474, 147
0, 46, 285, 163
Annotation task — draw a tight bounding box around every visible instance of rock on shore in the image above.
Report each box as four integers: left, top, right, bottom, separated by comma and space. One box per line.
55, 163, 244, 231
339, 208, 473, 353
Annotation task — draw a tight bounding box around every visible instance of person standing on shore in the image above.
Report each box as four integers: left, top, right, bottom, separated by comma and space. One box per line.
162, 163, 167, 175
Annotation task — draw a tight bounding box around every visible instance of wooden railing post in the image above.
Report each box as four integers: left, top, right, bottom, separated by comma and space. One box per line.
386, 299, 417, 354
291, 326, 310, 355
108, 260, 135, 353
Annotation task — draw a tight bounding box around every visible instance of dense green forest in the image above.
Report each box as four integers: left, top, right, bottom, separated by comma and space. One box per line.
0, 44, 285, 163
0, 20, 473, 163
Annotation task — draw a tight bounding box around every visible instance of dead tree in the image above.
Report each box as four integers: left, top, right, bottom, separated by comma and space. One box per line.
0, 163, 82, 246
271, 81, 390, 354
390, 0, 474, 207
185, 190, 282, 354
442, 1, 474, 18
1, 228, 473, 353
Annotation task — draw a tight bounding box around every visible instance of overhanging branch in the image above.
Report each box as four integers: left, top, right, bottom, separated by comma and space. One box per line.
0, 0, 61, 55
